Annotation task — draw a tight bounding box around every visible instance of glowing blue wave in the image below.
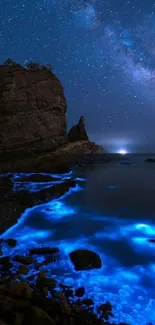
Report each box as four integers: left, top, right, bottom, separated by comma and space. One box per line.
1, 170, 155, 325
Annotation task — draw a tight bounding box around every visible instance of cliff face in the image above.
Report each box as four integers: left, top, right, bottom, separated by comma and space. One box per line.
0, 64, 67, 156
0, 61, 104, 173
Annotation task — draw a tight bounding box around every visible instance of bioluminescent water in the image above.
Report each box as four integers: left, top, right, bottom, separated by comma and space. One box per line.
2, 155, 155, 325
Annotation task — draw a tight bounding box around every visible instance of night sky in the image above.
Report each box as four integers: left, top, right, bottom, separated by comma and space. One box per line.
1, 0, 155, 152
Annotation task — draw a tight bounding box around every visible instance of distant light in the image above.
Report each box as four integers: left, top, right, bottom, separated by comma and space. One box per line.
119, 149, 127, 155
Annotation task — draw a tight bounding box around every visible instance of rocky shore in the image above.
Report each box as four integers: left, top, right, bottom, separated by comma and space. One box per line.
0, 168, 132, 325
0, 60, 104, 173
0, 239, 129, 325
0, 60, 132, 324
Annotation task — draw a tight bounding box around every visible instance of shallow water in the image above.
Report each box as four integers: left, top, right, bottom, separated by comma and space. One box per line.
2, 155, 155, 325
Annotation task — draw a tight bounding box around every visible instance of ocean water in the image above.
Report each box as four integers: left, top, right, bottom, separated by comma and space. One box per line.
2, 155, 155, 325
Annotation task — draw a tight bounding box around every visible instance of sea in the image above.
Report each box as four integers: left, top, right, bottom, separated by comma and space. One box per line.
2, 154, 155, 325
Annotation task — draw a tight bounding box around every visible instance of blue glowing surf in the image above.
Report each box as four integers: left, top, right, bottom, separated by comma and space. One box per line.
1, 156, 155, 325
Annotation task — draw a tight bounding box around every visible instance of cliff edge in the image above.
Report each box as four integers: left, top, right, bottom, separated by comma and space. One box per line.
0, 59, 104, 173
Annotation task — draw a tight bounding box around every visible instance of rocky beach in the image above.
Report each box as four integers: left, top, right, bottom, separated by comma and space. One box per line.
0, 60, 130, 325
0, 169, 130, 325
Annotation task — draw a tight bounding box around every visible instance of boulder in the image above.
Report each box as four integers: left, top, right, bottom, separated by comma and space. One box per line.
0, 256, 12, 270
17, 265, 29, 275
69, 249, 102, 271
148, 239, 155, 243
36, 275, 57, 290
5, 238, 17, 248
13, 255, 33, 265
8, 282, 32, 299
145, 158, 155, 163
75, 287, 85, 297
22, 306, 55, 325
68, 116, 89, 142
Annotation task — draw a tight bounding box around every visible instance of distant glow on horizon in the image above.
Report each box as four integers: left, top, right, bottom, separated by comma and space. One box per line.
119, 149, 127, 154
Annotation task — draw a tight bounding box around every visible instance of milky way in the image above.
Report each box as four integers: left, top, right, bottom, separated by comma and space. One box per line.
1, 0, 155, 151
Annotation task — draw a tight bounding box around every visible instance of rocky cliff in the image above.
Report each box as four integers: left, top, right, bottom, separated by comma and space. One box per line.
68, 116, 89, 142
0, 63, 67, 156
0, 60, 103, 172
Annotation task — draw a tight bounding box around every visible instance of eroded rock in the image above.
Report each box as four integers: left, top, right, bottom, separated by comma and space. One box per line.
13, 255, 33, 265
69, 249, 102, 271
5, 238, 17, 248
75, 287, 85, 297
0, 64, 67, 161
8, 282, 32, 299
36, 275, 57, 291
145, 158, 155, 163
22, 306, 55, 325
68, 116, 89, 142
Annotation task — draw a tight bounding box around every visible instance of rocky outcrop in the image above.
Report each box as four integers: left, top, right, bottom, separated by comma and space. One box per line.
0, 63, 67, 157
145, 158, 155, 163
69, 249, 102, 271
0, 244, 129, 325
0, 60, 104, 173
68, 116, 89, 142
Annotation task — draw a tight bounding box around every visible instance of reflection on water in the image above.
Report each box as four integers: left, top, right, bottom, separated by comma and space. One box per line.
2, 155, 155, 325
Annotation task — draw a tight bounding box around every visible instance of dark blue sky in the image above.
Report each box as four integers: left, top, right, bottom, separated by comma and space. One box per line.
1, 0, 155, 152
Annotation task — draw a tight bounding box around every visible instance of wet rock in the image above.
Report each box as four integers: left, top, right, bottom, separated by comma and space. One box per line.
36, 275, 57, 291
13, 255, 33, 265
69, 249, 102, 271
64, 289, 74, 298
148, 239, 155, 243
60, 300, 72, 315
0, 256, 12, 270
15, 299, 30, 310
5, 238, 17, 248
8, 282, 32, 299
31, 292, 55, 313
82, 298, 94, 307
19, 174, 57, 183
29, 247, 59, 255
23, 306, 55, 325
17, 265, 29, 275
75, 287, 85, 297
53, 291, 65, 301
0, 294, 14, 312
98, 301, 113, 320
11, 179, 76, 207
145, 158, 155, 162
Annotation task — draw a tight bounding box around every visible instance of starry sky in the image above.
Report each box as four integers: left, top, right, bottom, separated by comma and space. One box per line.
1, 0, 155, 152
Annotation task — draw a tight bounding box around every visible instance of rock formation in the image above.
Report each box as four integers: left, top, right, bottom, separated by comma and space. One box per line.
0, 62, 67, 156
68, 116, 89, 142
0, 59, 104, 172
